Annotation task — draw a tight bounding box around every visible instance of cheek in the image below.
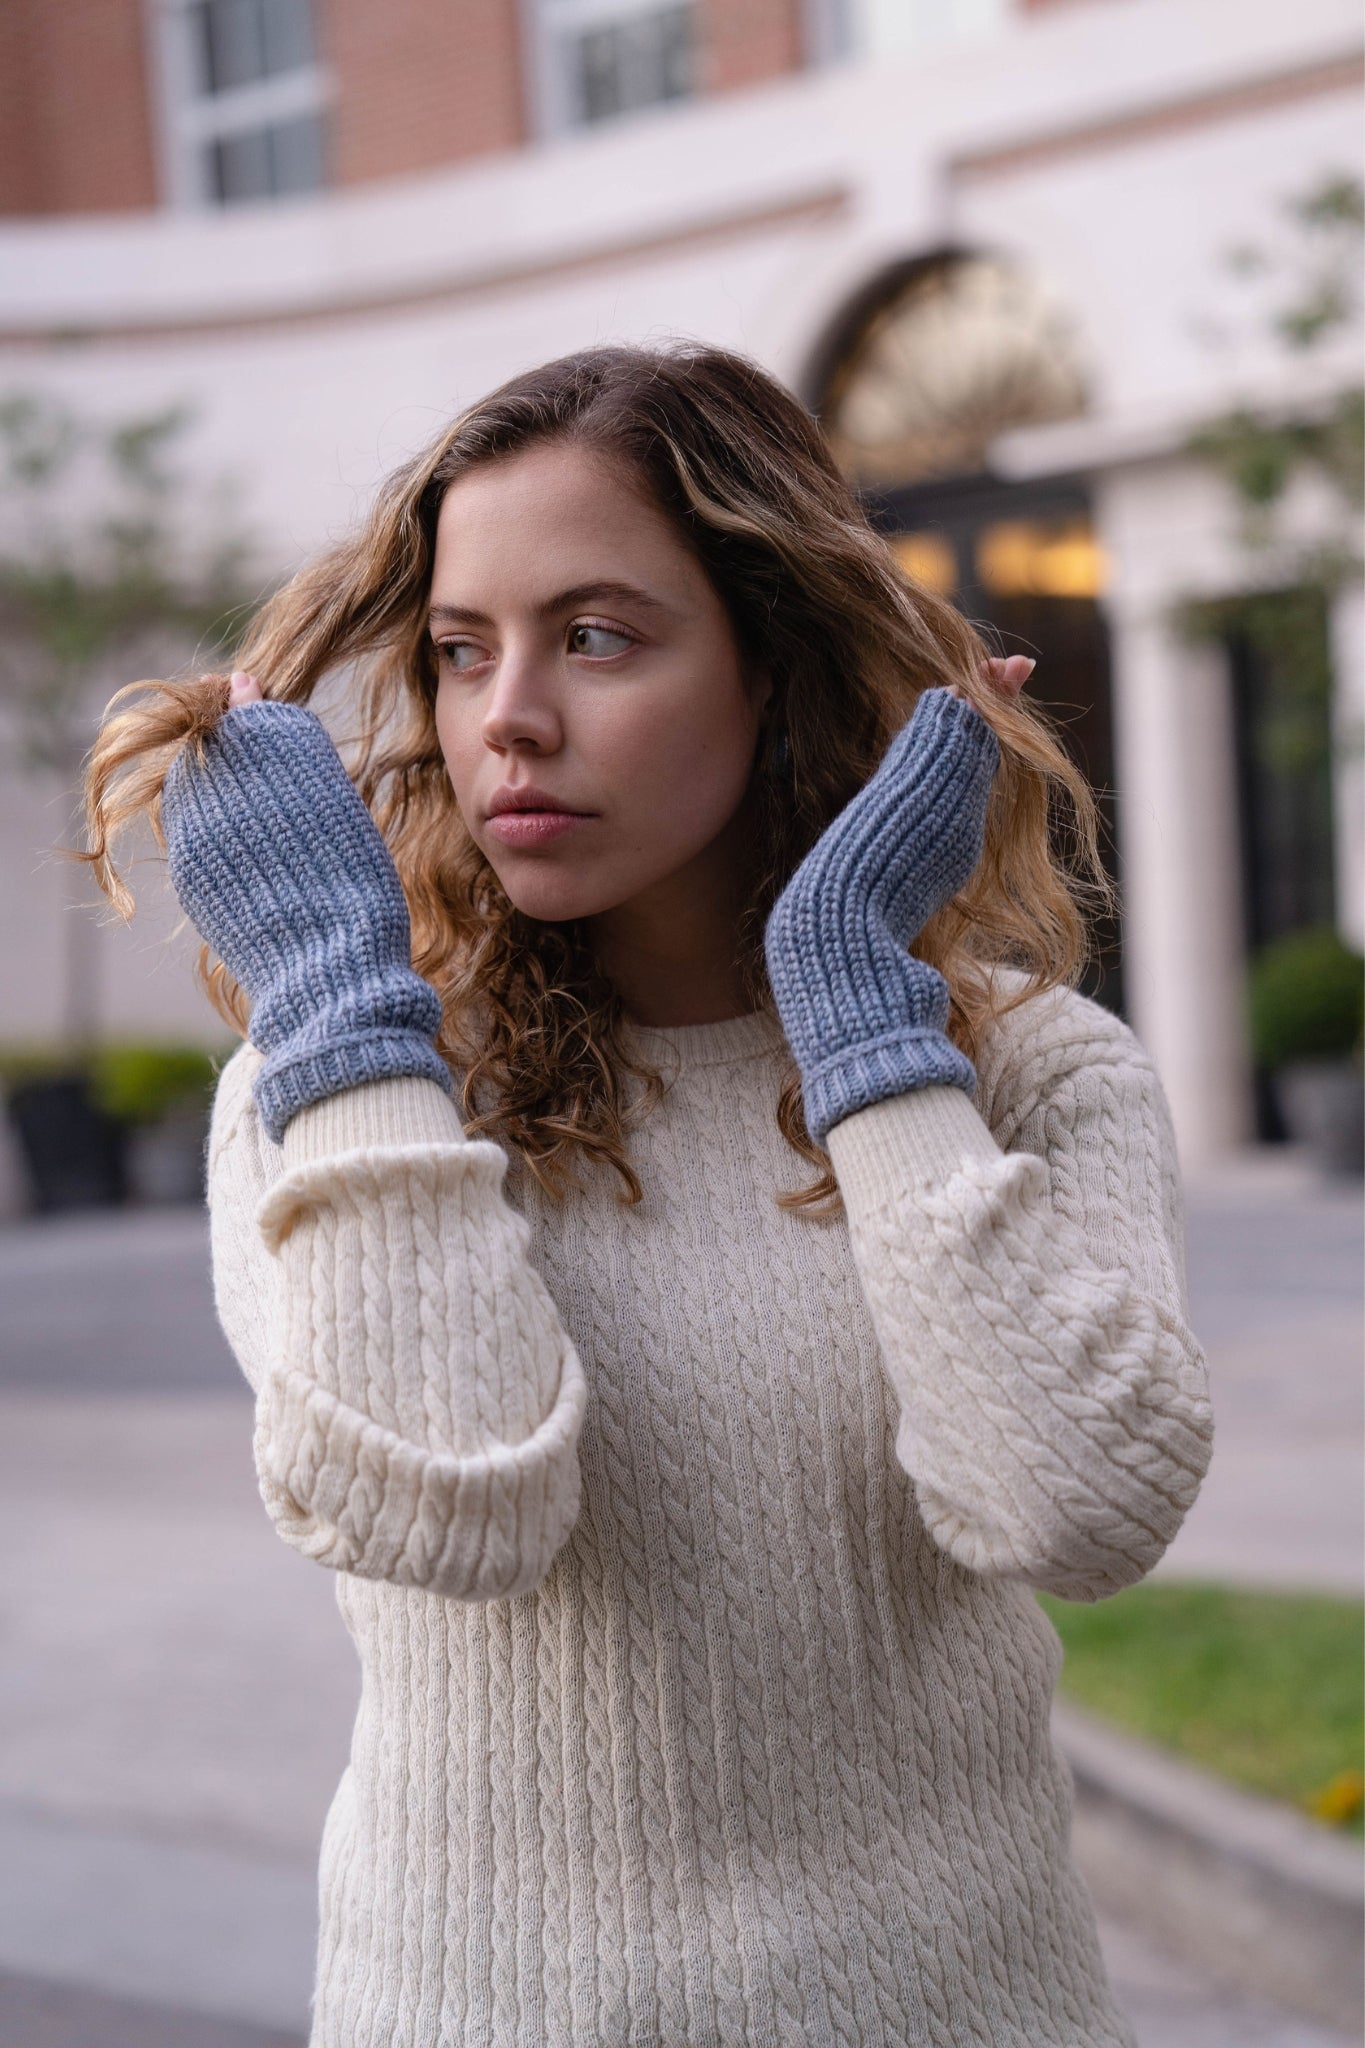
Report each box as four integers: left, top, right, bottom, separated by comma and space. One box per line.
594, 683, 758, 835
433, 686, 478, 804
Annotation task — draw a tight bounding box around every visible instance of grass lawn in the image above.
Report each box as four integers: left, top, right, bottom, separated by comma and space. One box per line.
1038, 1580, 1365, 1831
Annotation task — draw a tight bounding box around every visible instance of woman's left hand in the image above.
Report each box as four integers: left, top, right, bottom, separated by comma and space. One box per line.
765, 677, 1004, 1144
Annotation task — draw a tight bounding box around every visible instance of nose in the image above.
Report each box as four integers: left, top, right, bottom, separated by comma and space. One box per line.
480, 644, 562, 756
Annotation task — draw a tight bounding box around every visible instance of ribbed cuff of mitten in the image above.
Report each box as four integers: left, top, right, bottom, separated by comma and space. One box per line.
254, 1027, 454, 1146
802, 1026, 977, 1146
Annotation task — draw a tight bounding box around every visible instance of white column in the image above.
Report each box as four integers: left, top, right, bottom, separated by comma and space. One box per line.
1108, 603, 1254, 1167
1329, 579, 1365, 952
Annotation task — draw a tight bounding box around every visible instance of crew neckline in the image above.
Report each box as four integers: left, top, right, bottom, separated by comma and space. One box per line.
619, 1004, 788, 1071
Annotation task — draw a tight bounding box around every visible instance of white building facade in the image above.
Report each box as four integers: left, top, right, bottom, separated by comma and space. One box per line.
1, 0, 1360, 1166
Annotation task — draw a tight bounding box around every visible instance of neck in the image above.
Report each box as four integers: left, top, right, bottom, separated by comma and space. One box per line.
584, 807, 760, 1028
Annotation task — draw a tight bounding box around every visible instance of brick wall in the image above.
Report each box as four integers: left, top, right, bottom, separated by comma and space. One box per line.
325, 0, 526, 187
0, 0, 811, 219
0, 0, 157, 216
699, 0, 805, 94
0, 7, 32, 214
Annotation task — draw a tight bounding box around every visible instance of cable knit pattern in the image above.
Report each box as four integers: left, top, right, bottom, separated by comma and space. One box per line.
206, 968, 1212, 2047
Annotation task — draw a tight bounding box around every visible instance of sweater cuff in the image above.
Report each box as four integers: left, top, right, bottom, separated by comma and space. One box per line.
281, 1073, 469, 1168
826, 1081, 1001, 1195
254, 1028, 453, 1145
802, 1027, 976, 1146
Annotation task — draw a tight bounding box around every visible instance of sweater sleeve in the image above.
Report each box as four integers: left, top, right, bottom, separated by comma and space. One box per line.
206, 1046, 587, 1603
824, 986, 1213, 1601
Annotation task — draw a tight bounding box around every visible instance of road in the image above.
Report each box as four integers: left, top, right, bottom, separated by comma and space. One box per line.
0, 1151, 1360, 2048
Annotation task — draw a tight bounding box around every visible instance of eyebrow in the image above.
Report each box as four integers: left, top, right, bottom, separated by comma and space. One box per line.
428, 579, 672, 628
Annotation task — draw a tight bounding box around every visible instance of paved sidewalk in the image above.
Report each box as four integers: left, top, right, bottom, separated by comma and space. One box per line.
1162, 1151, 1364, 1595
0, 1972, 302, 2048
1, 1148, 1360, 2047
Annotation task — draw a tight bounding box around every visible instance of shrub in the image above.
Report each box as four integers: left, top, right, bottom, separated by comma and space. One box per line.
88, 1044, 223, 1126
0, 1042, 225, 1125
1248, 927, 1365, 1069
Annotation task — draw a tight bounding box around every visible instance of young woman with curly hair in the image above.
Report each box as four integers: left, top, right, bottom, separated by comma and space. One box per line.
85, 342, 1211, 2048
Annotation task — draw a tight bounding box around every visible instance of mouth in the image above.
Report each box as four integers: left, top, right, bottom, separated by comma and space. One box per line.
483, 796, 597, 849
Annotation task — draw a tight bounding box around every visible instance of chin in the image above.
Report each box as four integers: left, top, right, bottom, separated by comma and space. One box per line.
490, 864, 616, 925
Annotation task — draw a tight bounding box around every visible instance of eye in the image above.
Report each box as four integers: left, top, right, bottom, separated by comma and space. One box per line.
437, 639, 488, 674
568, 621, 635, 659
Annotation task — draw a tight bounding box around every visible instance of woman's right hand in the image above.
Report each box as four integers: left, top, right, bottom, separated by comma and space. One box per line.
161, 671, 451, 1144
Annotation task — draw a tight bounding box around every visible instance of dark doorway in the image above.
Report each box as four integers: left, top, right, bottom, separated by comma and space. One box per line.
866, 472, 1125, 1017
1227, 589, 1337, 952
1225, 586, 1338, 1138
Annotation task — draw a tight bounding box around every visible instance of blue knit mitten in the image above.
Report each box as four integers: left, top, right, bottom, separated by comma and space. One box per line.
162, 702, 452, 1143
764, 687, 1001, 1144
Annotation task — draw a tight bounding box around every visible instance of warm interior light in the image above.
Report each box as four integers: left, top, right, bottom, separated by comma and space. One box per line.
976, 519, 1107, 598
891, 531, 958, 595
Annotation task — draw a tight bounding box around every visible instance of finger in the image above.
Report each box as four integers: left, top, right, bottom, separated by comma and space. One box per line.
953, 655, 1036, 703
983, 655, 1036, 697
228, 669, 263, 706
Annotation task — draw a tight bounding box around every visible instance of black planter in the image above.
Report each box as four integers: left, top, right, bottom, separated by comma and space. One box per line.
6, 1075, 127, 1213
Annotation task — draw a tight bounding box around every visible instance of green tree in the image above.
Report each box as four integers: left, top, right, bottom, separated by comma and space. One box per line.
1179, 175, 1363, 887
0, 393, 255, 1039
1182, 172, 1363, 628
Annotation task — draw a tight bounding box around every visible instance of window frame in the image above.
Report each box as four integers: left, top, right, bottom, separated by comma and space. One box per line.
802, 0, 853, 66
521, 0, 700, 138
148, 0, 332, 209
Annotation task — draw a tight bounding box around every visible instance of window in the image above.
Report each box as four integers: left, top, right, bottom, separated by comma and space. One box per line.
529, 0, 696, 133
817, 253, 1088, 487
803, 0, 854, 64
154, 0, 329, 207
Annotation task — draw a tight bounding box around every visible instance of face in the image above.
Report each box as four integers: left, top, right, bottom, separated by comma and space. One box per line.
429, 440, 769, 929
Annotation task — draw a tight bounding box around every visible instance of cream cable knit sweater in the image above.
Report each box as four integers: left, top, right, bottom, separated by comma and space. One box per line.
207, 971, 1212, 2048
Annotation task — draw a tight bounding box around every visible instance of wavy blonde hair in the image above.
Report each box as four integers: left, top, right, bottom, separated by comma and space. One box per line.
84, 342, 1112, 1207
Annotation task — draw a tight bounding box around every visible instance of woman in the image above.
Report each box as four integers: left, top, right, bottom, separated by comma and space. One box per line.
85, 343, 1212, 2048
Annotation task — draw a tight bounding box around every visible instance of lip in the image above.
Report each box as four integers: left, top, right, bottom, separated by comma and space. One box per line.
486, 783, 592, 819
486, 810, 593, 848
483, 784, 598, 850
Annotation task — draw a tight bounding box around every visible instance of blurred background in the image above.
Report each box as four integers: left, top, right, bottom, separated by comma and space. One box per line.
0, 1, 1361, 2044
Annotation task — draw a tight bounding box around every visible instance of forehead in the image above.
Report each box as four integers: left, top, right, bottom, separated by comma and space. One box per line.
431, 442, 695, 595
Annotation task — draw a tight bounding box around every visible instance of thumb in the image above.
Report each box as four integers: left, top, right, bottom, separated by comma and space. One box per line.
228, 669, 264, 706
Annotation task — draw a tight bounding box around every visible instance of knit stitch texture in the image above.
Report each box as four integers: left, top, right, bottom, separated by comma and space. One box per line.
207, 969, 1212, 2047
161, 703, 451, 1143
765, 687, 1000, 1142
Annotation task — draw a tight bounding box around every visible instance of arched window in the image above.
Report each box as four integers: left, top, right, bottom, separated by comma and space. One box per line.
817, 250, 1088, 488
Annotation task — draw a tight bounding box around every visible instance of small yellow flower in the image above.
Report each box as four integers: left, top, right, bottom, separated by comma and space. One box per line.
1306, 1770, 1364, 1826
